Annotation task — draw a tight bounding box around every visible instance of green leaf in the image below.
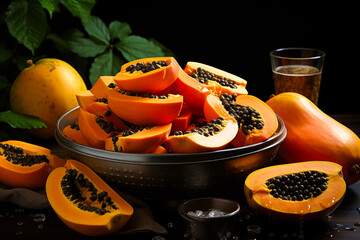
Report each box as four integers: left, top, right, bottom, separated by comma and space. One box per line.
89, 50, 124, 85
0, 110, 47, 129
84, 16, 110, 45
47, 28, 84, 52
68, 37, 107, 57
61, 0, 96, 23
38, 0, 60, 18
109, 21, 131, 41
5, 0, 48, 54
115, 35, 164, 62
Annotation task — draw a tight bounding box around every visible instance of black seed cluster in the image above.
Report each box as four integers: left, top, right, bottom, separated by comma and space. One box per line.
266, 171, 328, 201
61, 169, 118, 215
118, 89, 167, 99
96, 98, 108, 104
173, 117, 225, 137
0, 143, 49, 166
126, 61, 168, 73
96, 116, 114, 134
70, 122, 80, 130
108, 82, 117, 89
219, 93, 264, 135
190, 67, 238, 89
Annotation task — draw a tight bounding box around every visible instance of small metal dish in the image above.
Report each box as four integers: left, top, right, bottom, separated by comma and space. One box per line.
178, 197, 240, 240
55, 107, 286, 200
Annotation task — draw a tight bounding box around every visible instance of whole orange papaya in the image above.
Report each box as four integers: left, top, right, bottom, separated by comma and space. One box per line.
266, 92, 360, 185
10, 59, 87, 139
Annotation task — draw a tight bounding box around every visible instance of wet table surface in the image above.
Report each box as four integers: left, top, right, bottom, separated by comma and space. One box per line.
0, 114, 359, 240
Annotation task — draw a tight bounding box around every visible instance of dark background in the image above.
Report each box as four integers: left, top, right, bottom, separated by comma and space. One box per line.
93, 0, 358, 114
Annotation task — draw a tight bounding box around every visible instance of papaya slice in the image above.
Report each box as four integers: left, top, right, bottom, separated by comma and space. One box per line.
63, 123, 92, 147
172, 68, 212, 117
184, 61, 248, 96
0, 140, 65, 189
244, 161, 346, 221
77, 108, 116, 149
204, 93, 278, 147
105, 123, 172, 153
149, 145, 168, 154
108, 89, 183, 126
114, 57, 180, 93
90, 76, 117, 99
164, 118, 238, 153
46, 159, 133, 236
76, 90, 97, 109
170, 102, 193, 135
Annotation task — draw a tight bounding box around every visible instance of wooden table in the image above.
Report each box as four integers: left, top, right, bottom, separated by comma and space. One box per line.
0, 114, 359, 239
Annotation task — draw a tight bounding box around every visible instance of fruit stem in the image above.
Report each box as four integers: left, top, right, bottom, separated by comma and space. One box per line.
26, 59, 34, 68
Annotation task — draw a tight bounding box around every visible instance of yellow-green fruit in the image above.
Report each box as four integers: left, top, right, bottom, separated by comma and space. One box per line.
10, 58, 87, 139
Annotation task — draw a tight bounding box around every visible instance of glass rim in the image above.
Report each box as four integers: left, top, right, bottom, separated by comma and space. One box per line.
270, 47, 325, 60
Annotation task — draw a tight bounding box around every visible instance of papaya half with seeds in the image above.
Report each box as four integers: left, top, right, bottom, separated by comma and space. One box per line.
266, 92, 360, 186
114, 57, 180, 93
164, 117, 238, 153
108, 89, 183, 126
184, 61, 248, 96
0, 140, 65, 189
244, 161, 346, 221
46, 160, 133, 236
204, 93, 278, 147
105, 123, 172, 153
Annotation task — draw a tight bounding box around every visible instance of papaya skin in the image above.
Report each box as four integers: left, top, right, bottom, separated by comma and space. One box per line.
46, 160, 133, 236
10, 59, 87, 139
0, 140, 65, 189
266, 92, 360, 185
244, 161, 346, 221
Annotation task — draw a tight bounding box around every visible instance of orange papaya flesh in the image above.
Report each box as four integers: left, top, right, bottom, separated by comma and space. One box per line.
105, 123, 172, 153
172, 68, 211, 117
0, 140, 65, 189
62, 124, 92, 147
164, 118, 238, 153
46, 159, 133, 236
266, 92, 360, 186
170, 102, 193, 135
108, 89, 183, 126
184, 61, 248, 96
149, 145, 168, 154
76, 90, 97, 109
90, 76, 117, 99
244, 161, 346, 221
204, 93, 278, 147
114, 57, 180, 93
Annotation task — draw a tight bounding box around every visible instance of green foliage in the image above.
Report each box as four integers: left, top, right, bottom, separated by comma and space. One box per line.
0, 0, 174, 133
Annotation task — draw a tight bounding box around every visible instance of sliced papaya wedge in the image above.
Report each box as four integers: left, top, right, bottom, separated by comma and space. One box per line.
164, 118, 238, 153
108, 89, 183, 126
0, 140, 65, 189
46, 160, 133, 236
63, 123, 92, 147
204, 93, 278, 147
90, 76, 117, 99
105, 123, 172, 153
114, 57, 180, 93
184, 61, 248, 96
76, 90, 97, 109
170, 102, 193, 135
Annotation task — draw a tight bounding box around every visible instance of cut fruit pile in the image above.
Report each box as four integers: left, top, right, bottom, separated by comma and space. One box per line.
62, 57, 278, 153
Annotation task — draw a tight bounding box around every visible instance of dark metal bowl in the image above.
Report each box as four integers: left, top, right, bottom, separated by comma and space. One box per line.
55, 107, 286, 200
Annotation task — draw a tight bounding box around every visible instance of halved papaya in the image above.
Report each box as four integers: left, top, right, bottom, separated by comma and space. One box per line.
244, 161, 346, 221
0, 140, 65, 189
62, 123, 92, 147
108, 89, 183, 126
90, 76, 117, 99
164, 118, 238, 153
105, 123, 172, 153
184, 61, 248, 96
46, 159, 133, 236
77, 108, 117, 149
172, 68, 212, 117
170, 102, 193, 135
114, 57, 180, 93
204, 93, 278, 147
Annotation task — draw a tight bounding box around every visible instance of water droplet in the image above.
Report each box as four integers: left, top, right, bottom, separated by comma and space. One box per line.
344, 226, 356, 231
247, 224, 262, 234
32, 213, 46, 222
